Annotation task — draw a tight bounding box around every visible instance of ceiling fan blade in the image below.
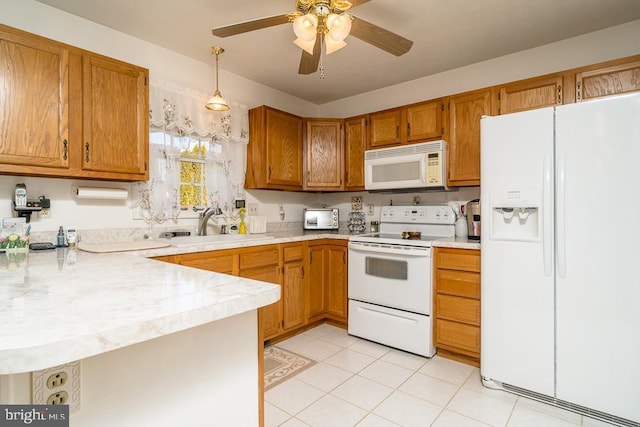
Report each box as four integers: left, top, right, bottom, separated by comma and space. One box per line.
212, 14, 289, 37
298, 37, 321, 75
349, 17, 413, 56
348, 0, 371, 7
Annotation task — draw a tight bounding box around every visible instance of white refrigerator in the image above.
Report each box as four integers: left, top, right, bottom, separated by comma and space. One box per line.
480, 93, 640, 426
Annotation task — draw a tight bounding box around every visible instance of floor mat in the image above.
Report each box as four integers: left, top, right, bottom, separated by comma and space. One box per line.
264, 346, 316, 391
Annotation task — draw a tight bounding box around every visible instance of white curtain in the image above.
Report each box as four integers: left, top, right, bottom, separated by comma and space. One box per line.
141, 80, 249, 221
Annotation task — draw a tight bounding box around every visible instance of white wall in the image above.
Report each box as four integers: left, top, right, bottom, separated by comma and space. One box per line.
1, 0, 639, 236
320, 19, 640, 118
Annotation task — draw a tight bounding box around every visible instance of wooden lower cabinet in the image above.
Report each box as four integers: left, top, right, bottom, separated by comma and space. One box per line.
433, 247, 481, 366
308, 240, 348, 324
281, 243, 307, 332
152, 240, 347, 338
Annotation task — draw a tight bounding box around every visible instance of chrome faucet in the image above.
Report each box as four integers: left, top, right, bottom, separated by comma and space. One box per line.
197, 207, 220, 236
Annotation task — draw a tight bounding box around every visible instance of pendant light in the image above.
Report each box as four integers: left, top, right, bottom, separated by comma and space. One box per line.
205, 46, 230, 111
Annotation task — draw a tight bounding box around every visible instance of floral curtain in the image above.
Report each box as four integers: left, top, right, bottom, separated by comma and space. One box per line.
135, 80, 249, 227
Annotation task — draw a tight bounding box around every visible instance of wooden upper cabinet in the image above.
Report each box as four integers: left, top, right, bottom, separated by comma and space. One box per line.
407, 100, 444, 142
82, 54, 149, 179
369, 108, 404, 148
0, 25, 70, 170
446, 89, 492, 187
304, 119, 344, 191
344, 115, 367, 191
247, 106, 303, 190
576, 59, 640, 102
0, 23, 149, 181
496, 74, 564, 115
369, 101, 444, 149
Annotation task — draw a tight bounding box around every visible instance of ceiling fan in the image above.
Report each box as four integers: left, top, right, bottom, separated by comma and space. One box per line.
211, 0, 413, 75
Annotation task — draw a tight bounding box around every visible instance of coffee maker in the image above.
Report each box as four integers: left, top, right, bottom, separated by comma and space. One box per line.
466, 199, 481, 240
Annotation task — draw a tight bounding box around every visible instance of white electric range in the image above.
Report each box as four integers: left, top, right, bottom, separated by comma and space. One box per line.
348, 204, 455, 357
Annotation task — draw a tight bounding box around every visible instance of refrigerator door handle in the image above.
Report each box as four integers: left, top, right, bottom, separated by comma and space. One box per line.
557, 155, 567, 277
543, 155, 552, 276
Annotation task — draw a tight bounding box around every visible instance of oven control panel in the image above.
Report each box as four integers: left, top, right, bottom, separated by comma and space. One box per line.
380, 205, 455, 224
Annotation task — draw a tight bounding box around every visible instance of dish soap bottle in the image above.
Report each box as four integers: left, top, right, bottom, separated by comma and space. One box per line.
56, 226, 66, 247
238, 208, 247, 234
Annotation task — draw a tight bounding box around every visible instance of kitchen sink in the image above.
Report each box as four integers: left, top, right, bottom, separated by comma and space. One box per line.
166, 234, 275, 247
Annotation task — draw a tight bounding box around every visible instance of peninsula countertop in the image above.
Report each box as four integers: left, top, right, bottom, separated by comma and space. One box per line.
0, 248, 280, 375
0, 230, 479, 375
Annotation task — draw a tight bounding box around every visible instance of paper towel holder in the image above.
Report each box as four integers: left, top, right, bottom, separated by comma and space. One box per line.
73, 185, 129, 201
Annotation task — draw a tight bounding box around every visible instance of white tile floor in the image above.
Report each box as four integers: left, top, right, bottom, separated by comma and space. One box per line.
264, 324, 616, 427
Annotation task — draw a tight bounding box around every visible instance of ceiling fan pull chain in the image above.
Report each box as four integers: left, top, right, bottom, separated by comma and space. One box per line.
319, 33, 326, 80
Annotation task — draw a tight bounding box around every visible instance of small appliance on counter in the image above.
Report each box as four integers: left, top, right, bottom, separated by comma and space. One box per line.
303, 208, 339, 231
466, 199, 481, 240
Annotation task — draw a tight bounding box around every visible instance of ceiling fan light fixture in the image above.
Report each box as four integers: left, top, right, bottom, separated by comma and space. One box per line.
326, 13, 352, 41
293, 37, 317, 55
205, 46, 229, 111
293, 13, 318, 41
324, 36, 347, 55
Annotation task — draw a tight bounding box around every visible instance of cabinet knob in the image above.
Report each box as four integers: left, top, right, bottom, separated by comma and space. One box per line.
85, 142, 90, 163
63, 139, 68, 160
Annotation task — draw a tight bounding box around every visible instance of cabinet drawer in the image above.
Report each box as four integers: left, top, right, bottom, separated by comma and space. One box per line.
435, 248, 480, 272
436, 294, 480, 325
283, 244, 304, 262
435, 319, 480, 354
181, 256, 235, 274
435, 269, 480, 299
240, 247, 279, 269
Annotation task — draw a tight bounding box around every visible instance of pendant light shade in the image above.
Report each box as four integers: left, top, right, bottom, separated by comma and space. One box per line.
205, 46, 229, 111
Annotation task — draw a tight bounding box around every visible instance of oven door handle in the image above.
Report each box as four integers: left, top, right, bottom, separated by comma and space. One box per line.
348, 242, 431, 257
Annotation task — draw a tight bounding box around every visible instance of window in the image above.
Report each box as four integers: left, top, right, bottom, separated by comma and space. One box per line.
148, 131, 223, 212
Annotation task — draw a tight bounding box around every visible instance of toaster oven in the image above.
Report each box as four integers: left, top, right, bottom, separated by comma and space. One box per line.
303, 208, 339, 230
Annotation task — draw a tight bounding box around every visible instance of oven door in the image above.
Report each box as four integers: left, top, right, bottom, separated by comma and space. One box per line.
348, 241, 432, 314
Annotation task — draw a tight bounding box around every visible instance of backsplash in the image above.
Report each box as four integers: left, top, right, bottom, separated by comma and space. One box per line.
1, 175, 479, 243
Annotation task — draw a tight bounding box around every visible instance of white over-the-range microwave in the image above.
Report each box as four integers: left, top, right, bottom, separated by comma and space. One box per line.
364, 140, 448, 191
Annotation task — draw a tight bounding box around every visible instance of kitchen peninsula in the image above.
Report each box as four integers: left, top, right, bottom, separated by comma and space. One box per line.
0, 248, 280, 426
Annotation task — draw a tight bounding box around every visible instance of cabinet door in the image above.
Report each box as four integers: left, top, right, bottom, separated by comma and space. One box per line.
447, 89, 492, 186
282, 259, 306, 330
304, 119, 343, 191
82, 54, 148, 179
325, 245, 348, 321
344, 116, 367, 191
369, 109, 404, 148
0, 27, 69, 169
576, 59, 640, 102
266, 108, 303, 189
497, 75, 564, 114
307, 245, 326, 319
282, 243, 306, 331
241, 264, 281, 341
407, 101, 443, 142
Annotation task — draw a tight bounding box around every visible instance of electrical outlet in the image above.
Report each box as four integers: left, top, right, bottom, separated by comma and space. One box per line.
47, 391, 68, 405
366, 204, 375, 216
39, 208, 51, 219
248, 203, 259, 216
33, 361, 80, 411
46, 371, 68, 389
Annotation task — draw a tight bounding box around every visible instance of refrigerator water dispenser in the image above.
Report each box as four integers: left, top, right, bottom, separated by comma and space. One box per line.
489, 189, 541, 242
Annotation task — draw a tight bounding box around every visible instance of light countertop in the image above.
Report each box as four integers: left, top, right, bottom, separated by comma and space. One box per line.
431, 237, 481, 250
0, 231, 478, 375
0, 248, 279, 374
